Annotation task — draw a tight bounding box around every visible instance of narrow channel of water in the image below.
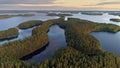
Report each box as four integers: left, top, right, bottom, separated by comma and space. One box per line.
0, 27, 34, 44
27, 25, 67, 62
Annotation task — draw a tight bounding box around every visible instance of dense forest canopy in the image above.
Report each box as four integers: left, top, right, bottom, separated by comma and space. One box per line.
0, 18, 120, 68
18, 20, 43, 29
0, 28, 19, 40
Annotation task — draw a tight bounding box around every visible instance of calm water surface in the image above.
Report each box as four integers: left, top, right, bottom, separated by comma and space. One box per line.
0, 13, 59, 31
67, 13, 120, 25
0, 12, 120, 60
91, 32, 120, 56
28, 25, 67, 62
0, 13, 59, 44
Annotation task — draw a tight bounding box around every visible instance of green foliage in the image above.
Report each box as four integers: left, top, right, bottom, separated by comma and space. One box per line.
18, 20, 43, 29
47, 13, 72, 17
0, 20, 54, 62
40, 46, 120, 68
64, 18, 120, 55
0, 28, 18, 40
0, 18, 120, 68
93, 23, 120, 33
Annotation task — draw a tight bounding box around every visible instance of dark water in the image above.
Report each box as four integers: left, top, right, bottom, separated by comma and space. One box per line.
28, 25, 67, 62
91, 32, 120, 56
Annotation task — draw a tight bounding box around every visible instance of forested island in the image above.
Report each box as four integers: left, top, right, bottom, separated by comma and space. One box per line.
81, 12, 103, 15
47, 13, 72, 17
0, 18, 120, 68
110, 18, 120, 22
18, 20, 43, 29
0, 14, 35, 19
108, 12, 120, 16
0, 28, 19, 41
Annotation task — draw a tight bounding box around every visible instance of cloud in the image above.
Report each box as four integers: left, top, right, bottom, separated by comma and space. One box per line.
0, 0, 55, 4
96, 1, 120, 5
84, 1, 120, 6
0, 4, 71, 10
0, 0, 119, 10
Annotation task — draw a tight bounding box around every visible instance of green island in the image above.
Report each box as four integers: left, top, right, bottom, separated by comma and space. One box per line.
0, 18, 120, 68
110, 18, 120, 22
109, 12, 120, 16
0, 28, 19, 41
0, 14, 35, 19
81, 12, 103, 15
47, 13, 72, 17
18, 20, 43, 29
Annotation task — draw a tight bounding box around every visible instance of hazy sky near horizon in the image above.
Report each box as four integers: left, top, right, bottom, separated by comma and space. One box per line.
0, 0, 120, 10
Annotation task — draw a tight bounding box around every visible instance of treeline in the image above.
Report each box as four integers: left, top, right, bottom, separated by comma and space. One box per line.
108, 12, 120, 16
81, 12, 103, 15
63, 18, 120, 55
95, 23, 120, 33
0, 20, 55, 63
0, 19, 57, 68
62, 18, 103, 55
0, 14, 35, 20
0, 28, 18, 40
47, 13, 72, 17
39, 18, 120, 68
40, 46, 120, 68
18, 20, 43, 29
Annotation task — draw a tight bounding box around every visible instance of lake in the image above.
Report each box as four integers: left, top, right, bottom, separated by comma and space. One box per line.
0, 12, 120, 61
0, 13, 59, 44
66, 13, 120, 26
90, 32, 120, 56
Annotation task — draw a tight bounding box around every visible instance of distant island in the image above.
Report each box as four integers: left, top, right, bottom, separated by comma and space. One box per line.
47, 13, 72, 17
81, 12, 103, 15
110, 18, 120, 22
108, 12, 120, 16
0, 14, 35, 19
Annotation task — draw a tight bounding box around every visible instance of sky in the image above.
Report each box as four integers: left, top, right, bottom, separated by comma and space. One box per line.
0, 0, 120, 10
